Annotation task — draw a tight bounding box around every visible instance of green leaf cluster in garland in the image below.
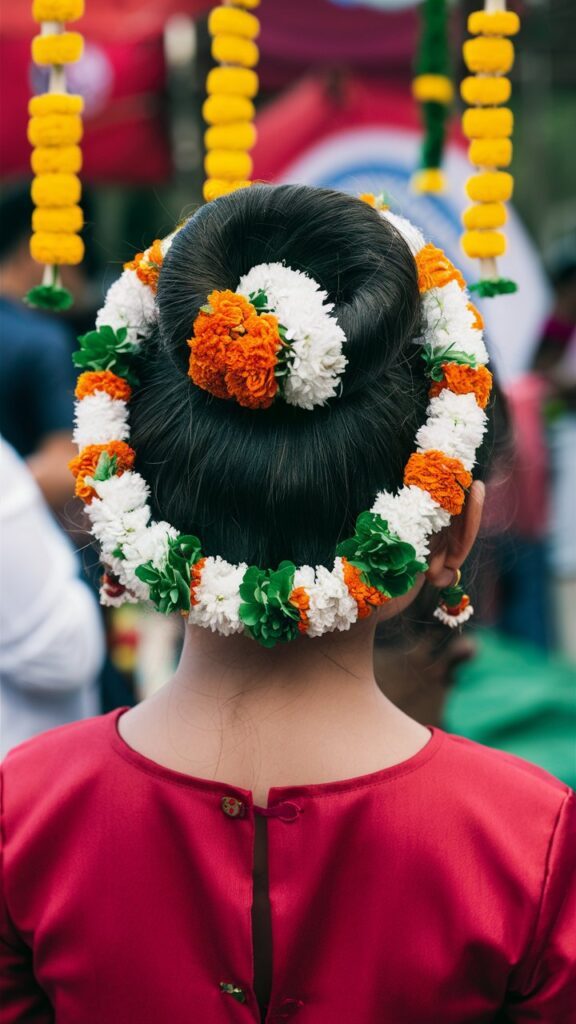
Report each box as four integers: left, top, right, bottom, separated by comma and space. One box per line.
73, 325, 140, 385
337, 512, 427, 598
135, 535, 202, 616
421, 343, 477, 382
239, 561, 300, 648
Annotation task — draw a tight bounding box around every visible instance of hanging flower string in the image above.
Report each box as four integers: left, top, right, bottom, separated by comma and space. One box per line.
461, 1, 520, 297
69, 203, 491, 646
411, 0, 453, 194
203, 0, 260, 203
27, 0, 85, 311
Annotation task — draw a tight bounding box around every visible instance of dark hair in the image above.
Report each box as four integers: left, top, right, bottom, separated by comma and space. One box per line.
129, 184, 430, 568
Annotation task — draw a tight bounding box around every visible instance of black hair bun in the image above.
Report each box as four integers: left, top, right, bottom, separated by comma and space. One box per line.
130, 184, 428, 568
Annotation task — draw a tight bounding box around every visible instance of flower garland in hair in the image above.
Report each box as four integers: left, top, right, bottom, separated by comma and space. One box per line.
411, 0, 453, 194
70, 200, 491, 645
461, 1, 520, 297
27, 0, 85, 311
203, 0, 260, 203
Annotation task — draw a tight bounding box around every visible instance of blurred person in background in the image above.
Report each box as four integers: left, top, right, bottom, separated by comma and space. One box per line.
0, 186, 77, 511
375, 585, 576, 790
533, 233, 576, 662
0, 438, 104, 756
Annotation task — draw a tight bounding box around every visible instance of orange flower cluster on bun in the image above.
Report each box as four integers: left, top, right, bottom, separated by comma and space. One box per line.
289, 587, 311, 634
188, 289, 282, 409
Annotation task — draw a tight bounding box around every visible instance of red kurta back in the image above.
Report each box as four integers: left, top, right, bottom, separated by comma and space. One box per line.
1, 709, 574, 1022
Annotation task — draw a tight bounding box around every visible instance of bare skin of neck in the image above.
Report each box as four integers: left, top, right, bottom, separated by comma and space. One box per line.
119, 591, 431, 806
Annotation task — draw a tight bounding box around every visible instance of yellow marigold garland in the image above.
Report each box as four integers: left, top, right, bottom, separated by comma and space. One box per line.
27, 0, 85, 311
203, 1, 261, 203
411, 0, 453, 194
461, 2, 520, 297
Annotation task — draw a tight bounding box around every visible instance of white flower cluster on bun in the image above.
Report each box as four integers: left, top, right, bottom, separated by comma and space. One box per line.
237, 262, 348, 410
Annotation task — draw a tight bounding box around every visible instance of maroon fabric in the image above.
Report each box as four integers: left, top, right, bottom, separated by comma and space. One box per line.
1, 709, 575, 1022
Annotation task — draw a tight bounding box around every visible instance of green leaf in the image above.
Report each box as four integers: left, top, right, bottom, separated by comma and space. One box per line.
25, 284, 74, 311
93, 451, 118, 482
469, 278, 518, 298
238, 563, 300, 647
73, 325, 140, 384
337, 512, 427, 599
200, 304, 213, 314
421, 343, 477, 381
134, 533, 203, 615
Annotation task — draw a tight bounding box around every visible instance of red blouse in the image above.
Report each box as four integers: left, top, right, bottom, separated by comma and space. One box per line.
1, 708, 575, 1023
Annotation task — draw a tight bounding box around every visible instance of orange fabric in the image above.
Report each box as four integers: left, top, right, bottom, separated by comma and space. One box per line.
429, 364, 493, 410
415, 244, 466, 293
341, 558, 389, 620
404, 450, 472, 515
75, 370, 132, 402
69, 441, 135, 503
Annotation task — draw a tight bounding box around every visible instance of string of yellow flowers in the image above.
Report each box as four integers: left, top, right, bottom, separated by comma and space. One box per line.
203, 0, 260, 203
27, 0, 85, 311
461, 0, 520, 297
411, 0, 453, 194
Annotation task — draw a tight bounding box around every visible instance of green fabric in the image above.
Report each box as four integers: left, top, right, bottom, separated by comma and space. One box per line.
444, 630, 576, 788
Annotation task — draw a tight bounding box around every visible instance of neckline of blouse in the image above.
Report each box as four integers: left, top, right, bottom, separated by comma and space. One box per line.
110, 707, 445, 804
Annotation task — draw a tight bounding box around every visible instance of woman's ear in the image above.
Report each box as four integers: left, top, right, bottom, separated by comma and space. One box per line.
426, 480, 485, 590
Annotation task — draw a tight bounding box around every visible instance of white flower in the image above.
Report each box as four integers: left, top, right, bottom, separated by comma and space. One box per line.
371, 485, 451, 559
91, 472, 150, 514
95, 269, 157, 345
187, 556, 247, 635
88, 502, 151, 556
381, 211, 426, 256
236, 262, 348, 410
303, 560, 358, 637
421, 281, 488, 364
121, 521, 178, 574
73, 393, 129, 448
416, 391, 488, 470
434, 602, 474, 628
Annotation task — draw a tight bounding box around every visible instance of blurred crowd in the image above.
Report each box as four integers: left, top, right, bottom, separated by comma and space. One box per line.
1, 0, 575, 783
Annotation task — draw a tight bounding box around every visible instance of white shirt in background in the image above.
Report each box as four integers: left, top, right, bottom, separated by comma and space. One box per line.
0, 439, 104, 757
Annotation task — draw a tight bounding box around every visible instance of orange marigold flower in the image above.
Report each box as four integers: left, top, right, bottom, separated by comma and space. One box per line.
359, 193, 376, 208
415, 244, 466, 293
341, 558, 389, 620
224, 313, 280, 410
467, 301, 484, 331
404, 450, 472, 516
190, 557, 206, 606
75, 370, 132, 402
289, 587, 310, 634
69, 441, 135, 504
188, 290, 260, 400
429, 363, 493, 409
124, 238, 164, 293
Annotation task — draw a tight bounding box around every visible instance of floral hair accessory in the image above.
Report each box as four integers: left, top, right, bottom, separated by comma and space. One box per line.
187, 263, 348, 410
71, 200, 491, 644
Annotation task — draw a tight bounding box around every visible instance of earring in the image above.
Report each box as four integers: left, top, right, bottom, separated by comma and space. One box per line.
434, 569, 474, 629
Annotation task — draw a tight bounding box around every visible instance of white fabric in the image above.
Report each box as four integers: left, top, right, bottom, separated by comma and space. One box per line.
0, 439, 104, 756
